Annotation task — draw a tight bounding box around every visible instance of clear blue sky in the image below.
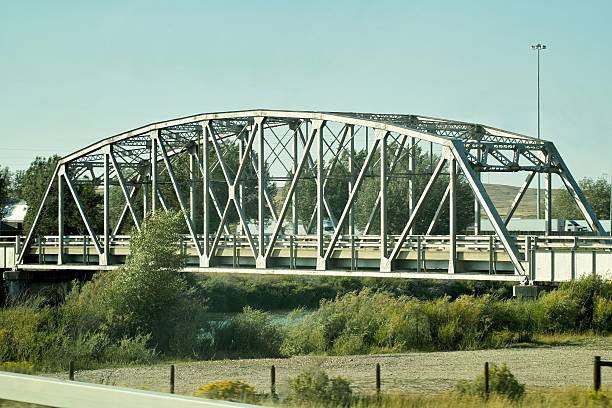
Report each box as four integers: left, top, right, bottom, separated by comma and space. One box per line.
1, 0, 610, 186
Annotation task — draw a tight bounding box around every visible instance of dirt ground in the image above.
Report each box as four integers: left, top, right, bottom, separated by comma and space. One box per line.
51, 337, 612, 396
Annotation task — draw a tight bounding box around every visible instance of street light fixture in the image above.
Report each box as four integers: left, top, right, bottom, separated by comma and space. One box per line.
531, 43, 546, 219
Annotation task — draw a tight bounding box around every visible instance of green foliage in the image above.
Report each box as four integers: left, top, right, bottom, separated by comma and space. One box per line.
289, 368, 353, 407
554, 176, 611, 220
0, 298, 154, 370
455, 363, 525, 401
281, 290, 534, 356
201, 306, 283, 358
0, 210, 201, 369
0, 361, 34, 374
0, 168, 7, 217
593, 296, 612, 333
0, 299, 64, 366
100, 211, 204, 354
534, 275, 612, 333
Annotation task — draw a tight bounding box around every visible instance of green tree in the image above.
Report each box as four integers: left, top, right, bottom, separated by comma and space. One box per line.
21, 156, 61, 234
0, 167, 8, 217
21, 156, 103, 236
101, 211, 203, 353
554, 176, 610, 220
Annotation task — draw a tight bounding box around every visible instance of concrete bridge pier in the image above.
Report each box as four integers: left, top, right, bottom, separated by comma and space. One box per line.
2, 269, 93, 304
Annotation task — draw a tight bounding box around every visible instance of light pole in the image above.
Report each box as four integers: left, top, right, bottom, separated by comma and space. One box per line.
531, 43, 546, 219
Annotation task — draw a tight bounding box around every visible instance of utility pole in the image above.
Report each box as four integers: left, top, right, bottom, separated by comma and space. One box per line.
531, 43, 546, 219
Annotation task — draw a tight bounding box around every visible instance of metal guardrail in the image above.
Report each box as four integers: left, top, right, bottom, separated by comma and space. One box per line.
0, 371, 258, 408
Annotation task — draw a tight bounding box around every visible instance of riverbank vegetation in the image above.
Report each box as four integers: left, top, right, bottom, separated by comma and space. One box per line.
0, 212, 610, 372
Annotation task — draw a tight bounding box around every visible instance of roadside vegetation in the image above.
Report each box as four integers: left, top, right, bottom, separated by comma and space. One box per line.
0, 211, 610, 372
192, 365, 609, 408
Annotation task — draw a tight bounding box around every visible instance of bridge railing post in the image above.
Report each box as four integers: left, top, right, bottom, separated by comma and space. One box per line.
350, 235, 356, 271
289, 235, 295, 270
232, 234, 237, 268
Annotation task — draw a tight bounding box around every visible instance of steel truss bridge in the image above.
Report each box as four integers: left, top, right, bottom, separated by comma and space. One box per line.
8, 110, 612, 284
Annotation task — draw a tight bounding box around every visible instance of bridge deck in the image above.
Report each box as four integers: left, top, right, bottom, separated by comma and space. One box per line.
3, 234, 612, 283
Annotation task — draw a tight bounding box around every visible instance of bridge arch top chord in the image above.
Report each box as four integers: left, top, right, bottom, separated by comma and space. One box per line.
18, 109, 604, 282
61, 110, 542, 164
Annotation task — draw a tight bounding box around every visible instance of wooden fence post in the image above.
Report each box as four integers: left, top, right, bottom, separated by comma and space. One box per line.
68, 361, 74, 381
484, 362, 489, 398
376, 363, 381, 396
270, 365, 276, 399
594, 356, 601, 392
170, 364, 175, 394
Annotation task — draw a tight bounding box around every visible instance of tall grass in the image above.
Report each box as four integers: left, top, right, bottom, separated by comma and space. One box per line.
350, 388, 611, 408
281, 275, 612, 356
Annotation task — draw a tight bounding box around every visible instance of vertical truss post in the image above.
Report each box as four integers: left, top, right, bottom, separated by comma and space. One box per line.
201, 121, 210, 267
189, 146, 198, 227
238, 134, 245, 236
292, 123, 299, 235
102, 149, 110, 266
57, 168, 64, 265
142, 172, 149, 217
408, 137, 416, 234
151, 130, 159, 212
474, 147, 482, 234
449, 158, 457, 273
379, 130, 390, 271
348, 125, 355, 236
315, 120, 326, 270
257, 117, 266, 265
545, 170, 552, 235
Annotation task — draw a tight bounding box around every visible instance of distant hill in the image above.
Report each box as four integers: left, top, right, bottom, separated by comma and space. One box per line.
483, 183, 564, 218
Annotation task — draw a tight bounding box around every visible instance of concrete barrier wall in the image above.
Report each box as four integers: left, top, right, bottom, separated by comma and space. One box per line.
534, 251, 612, 282
0, 245, 15, 269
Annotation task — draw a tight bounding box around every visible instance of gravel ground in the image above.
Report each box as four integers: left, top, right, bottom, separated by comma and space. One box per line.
50, 337, 612, 396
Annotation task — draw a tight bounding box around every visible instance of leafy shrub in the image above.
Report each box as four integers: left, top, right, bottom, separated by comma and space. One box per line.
288, 368, 352, 407
281, 290, 535, 356
0, 300, 64, 368
202, 307, 283, 358
530, 289, 580, 333
102, 334, 156, 365
194, 380, 258, 403
593, 295, 612, 333
0, 361, 34, 374
455, 363, 525, 401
